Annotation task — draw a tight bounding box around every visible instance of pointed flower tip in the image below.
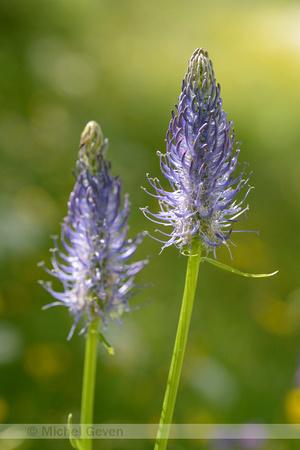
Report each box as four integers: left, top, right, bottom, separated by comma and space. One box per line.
185, 47, 215, 94
80, 120, 103, 147
79, 120, 108, 173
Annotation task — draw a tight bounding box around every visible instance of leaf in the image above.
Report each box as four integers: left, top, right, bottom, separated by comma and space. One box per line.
201, 257, 278, 278
67, 413, 84, 450
97, 332, 115, 355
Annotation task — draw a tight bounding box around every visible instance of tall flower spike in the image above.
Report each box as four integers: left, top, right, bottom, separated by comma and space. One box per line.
142, 48, 254, 257
39, 121, 148, 339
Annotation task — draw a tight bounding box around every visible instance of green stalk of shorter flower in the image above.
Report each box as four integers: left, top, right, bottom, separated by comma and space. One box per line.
154, 248, 202, 450
80, 319, 99, 450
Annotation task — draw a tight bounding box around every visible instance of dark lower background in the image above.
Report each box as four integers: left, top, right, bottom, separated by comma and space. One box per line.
1, 0, 300, 449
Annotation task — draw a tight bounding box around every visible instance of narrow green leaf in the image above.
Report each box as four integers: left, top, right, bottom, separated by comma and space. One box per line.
97, 332, 115, 355
201, 257, 278, 278
68, 413, 84, 450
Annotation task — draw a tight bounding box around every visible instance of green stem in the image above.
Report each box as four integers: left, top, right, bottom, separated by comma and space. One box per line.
80, 319, 99, 450
154, 250, 201, 450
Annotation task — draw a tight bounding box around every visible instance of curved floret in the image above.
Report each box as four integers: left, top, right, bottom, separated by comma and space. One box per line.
142, 48, 253, 256
39, 121, 148, 339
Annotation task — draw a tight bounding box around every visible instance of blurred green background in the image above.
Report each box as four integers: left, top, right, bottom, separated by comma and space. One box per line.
1, 0, 300, 449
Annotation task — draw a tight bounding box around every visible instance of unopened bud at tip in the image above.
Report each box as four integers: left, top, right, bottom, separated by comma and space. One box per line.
79, 120, 108, 173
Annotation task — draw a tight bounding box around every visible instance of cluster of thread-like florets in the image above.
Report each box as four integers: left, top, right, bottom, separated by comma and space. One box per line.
39, 121, 148, 339
142, 48, 251, 256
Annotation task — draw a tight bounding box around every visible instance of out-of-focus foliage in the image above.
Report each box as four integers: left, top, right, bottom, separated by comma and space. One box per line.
0, 0, 300, 449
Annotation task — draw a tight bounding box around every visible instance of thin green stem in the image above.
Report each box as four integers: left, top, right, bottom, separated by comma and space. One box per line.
80, 319, 99, 450
154, 250, 201, 450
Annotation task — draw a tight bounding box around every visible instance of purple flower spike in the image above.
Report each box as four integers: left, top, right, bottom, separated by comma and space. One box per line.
39, 121, 148, 339
142, 48, 253, 257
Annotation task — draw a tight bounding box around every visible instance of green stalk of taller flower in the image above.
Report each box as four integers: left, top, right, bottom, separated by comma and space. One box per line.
142, 49, 276, 450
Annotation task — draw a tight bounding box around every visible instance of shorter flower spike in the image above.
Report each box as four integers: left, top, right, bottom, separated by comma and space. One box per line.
39, 121, 148, 339
142, 48, 255, 257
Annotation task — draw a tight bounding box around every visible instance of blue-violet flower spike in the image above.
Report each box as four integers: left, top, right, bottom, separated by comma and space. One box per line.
142, 48, 254, 257
39, 121, 148, 339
